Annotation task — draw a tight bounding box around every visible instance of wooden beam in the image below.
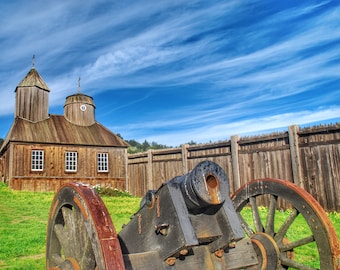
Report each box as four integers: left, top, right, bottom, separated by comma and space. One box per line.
231, 135, 241, 190
147, 149, 153, 190
181, 144, 189, 174
288, 125, 303, 188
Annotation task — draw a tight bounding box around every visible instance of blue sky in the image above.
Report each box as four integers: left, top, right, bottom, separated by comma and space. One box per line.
1, 1, 339, 146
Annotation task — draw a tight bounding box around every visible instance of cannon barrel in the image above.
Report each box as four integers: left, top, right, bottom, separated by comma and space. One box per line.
177, 160, 229, 211
140, 160, 230, 212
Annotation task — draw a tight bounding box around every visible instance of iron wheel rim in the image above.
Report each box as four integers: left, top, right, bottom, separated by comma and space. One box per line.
232, 178, 339, 270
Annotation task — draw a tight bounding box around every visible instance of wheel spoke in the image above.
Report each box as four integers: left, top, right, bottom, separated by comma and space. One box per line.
274, 208, 298, 242
80, 236, 96, 269
265, 195, 277, 236
61, 207, 79, 258
237, 212, 255, 237
73, 206, 89, 260
54, 223, 70, 255
249, 197, 264, 232
280, 254, 318, 270
279, 235, 315, 252
51, 253, 64, 265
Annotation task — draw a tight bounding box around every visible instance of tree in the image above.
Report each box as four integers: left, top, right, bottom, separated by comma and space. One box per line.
120, 135, 172, 154
187, 140, 197, 145
142, 140, 150, 150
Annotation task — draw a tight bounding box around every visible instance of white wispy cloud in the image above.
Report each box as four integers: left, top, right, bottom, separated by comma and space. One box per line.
1, 1, 339, 145
129, 106, 340, 146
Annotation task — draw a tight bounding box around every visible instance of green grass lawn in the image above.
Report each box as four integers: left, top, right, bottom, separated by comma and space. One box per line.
0, 183, 339, 269
0, 183, 140, 269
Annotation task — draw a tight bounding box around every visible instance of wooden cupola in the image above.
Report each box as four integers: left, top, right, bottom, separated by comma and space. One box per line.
64, 93, 96, 126
15, 67, 50, 122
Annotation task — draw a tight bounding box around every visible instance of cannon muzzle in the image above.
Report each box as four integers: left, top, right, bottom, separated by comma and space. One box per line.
177, 160, 229, 211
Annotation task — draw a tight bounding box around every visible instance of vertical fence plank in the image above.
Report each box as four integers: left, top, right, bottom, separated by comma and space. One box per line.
231, 135, 241, 190
147, 149, 153, 191
124, 148, 129, 192
288, 125, 303, 188
182, 144, 189, 174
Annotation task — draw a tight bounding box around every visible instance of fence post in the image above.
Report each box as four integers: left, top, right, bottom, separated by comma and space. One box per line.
288, 125, 303, 188
124, 148, 129, 192
8, 144, 14, 189
231, 135, 241, 191
181, 144, 189, 174
147, 149, 153, 190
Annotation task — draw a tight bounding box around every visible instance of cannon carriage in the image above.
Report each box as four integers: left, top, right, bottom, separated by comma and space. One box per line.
46, 161, 340, 269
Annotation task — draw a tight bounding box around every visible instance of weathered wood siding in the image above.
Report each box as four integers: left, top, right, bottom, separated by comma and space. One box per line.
237, 133, 293, 189
64, 93, 96, 126
8, 143, 127, 192
187, 142, 234, 190
127, 124, 340, 211
15, 86, 49, 122
298, 126, 340, 211
126, 153, 148, 196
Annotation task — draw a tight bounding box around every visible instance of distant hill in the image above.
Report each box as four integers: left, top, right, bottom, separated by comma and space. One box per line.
116, 134, 196, 154
125, 139, 171, 154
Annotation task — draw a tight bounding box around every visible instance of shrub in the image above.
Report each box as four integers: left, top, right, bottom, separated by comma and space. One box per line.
93, 184, 132, 197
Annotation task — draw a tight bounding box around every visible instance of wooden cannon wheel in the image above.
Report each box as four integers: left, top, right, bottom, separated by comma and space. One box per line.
232, 178, 340, 270
46, 183, 125, 270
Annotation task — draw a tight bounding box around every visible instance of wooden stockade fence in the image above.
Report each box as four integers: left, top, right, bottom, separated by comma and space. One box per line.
127, 124, 340, 212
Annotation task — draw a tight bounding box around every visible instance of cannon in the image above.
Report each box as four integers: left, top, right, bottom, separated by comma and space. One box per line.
46, 161, 340, 269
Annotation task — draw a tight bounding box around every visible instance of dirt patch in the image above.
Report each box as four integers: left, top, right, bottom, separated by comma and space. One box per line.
0, 260, 8, 268
10, 216, 32, 224
0, 254, 44, 268
19, 253, 45, 260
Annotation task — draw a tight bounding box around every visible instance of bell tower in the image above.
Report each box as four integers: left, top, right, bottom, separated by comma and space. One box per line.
64, 93, 96, 126
64, 79, 96, 126
15, 63, 50, 122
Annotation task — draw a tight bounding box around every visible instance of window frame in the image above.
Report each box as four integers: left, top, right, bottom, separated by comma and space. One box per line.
97, 152, 109, 172
65, 151, 78, 172
31, 149, 44, 171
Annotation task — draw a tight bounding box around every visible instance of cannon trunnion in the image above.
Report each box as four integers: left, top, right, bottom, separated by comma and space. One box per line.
46, 161, 340, 270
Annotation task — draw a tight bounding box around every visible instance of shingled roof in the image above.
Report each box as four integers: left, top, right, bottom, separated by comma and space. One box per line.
0, 115, 129, 154
17, 67, 50, 91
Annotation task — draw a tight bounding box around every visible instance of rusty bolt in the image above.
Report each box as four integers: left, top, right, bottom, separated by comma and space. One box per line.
229, 241, 236, 248
179, 249, 188, 256
214, 249, 224, 258
165, 257, 176, 266
155, 223, 169, 236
